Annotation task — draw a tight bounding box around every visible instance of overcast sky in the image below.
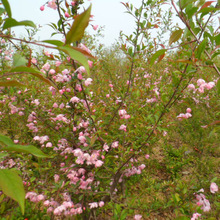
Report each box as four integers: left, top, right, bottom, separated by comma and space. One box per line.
9, 0, 143, 47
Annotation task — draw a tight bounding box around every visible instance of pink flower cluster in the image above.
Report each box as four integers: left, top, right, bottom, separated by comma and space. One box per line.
193, 183, 218, 215
191, 213, 201, 220
210, 182, 218, 193
78, 43, 91, 54
177, 108, 192, 120
188, 79, 215, 93
45, 194, 83, 216
195, 192, 211, 212
73, 148, 104, 167
26, 192, 45, 203
33, 135, 49, 145
119, 124, 127, 132
119, 109, 130, 119
89, 201, 104, 209
47, 0, 57, 10
52, 114, 70, 123
123, 164, 146, 177
134, 214, 142, 220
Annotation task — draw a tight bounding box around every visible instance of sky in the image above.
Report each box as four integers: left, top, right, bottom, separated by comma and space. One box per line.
9, 0, 142, 47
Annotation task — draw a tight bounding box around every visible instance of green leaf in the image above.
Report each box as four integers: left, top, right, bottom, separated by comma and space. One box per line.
180, 0, 193, 9
2, 0, 11, 18
185, 5, 198, 19
196, 38, 207, 59
199, 7, 218, 18
203, 31, 214, 43
217, 78, 220, 95
13, 53, 28, 67
65, 5, 92, 44
0, 80, 26, 87
215, 33, 220, 46
199, 1, 216, 12
42, 40, 64, 47
90, 135, 97, 146
0, 134, 49, 158
0, 134, 14, 146
3, 18, 36, 30
9, 66, 55, 87
169, 29, 183, 46
1, 144, 49, 158
0, 169, 25, 214
212, 51, 220, 60
149, 49, 167, 65
57, 45, 90, 75
0, 7, 6, 16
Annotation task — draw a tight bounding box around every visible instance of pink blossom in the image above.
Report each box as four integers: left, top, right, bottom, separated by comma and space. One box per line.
73, 148, 83, 157
85, 78, 93, 86
77, 73, 83, 80
205, 82, 215, 90
197, 79, 206, 86
186, 108, 192, 113
185, 112, 192, 118
71, 1, 76, 6
134, 214, 142, 220
106, 94, 110, 98
40, 5, 45, 11
37, 194, 45, 201
79, 136, 87, 144
49, 69, 56, 74
70, 96, 80, 103
210, 182, 218, 194
33, 135, 49, 144
188, 84, 195, 90
65, 12, 70, 18
89, 202, 98, 209
191, 213, 201, 220
145, 154, 150, 159
53, 103, 58, 108
99, 201, 104, 207
47, 0, 57, 10
139, 164, 146, 170
43, 200, 50, 207
5, 56, 11, 61
112, 141, 119, 148
78, 43, 91, 54
54, 174, 59, 183
76, 66, 86, 74
54, 205, 66, 215
75, 84, 82, 92
88, 60, 93, 68
18, 111, 24, 116
92, 25, 98, 30
198, 87, 204, 93
59, 103, 65, 108
95, 160, 104, 167
103, 143, 109, 152
42, 63, 50, 71
55, 61, 62, 66
119, 109, 127, 117
196, 193, 211, 212
119, 124, 127, 132
31, 58, 37, 64
46, 142, 52, 148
